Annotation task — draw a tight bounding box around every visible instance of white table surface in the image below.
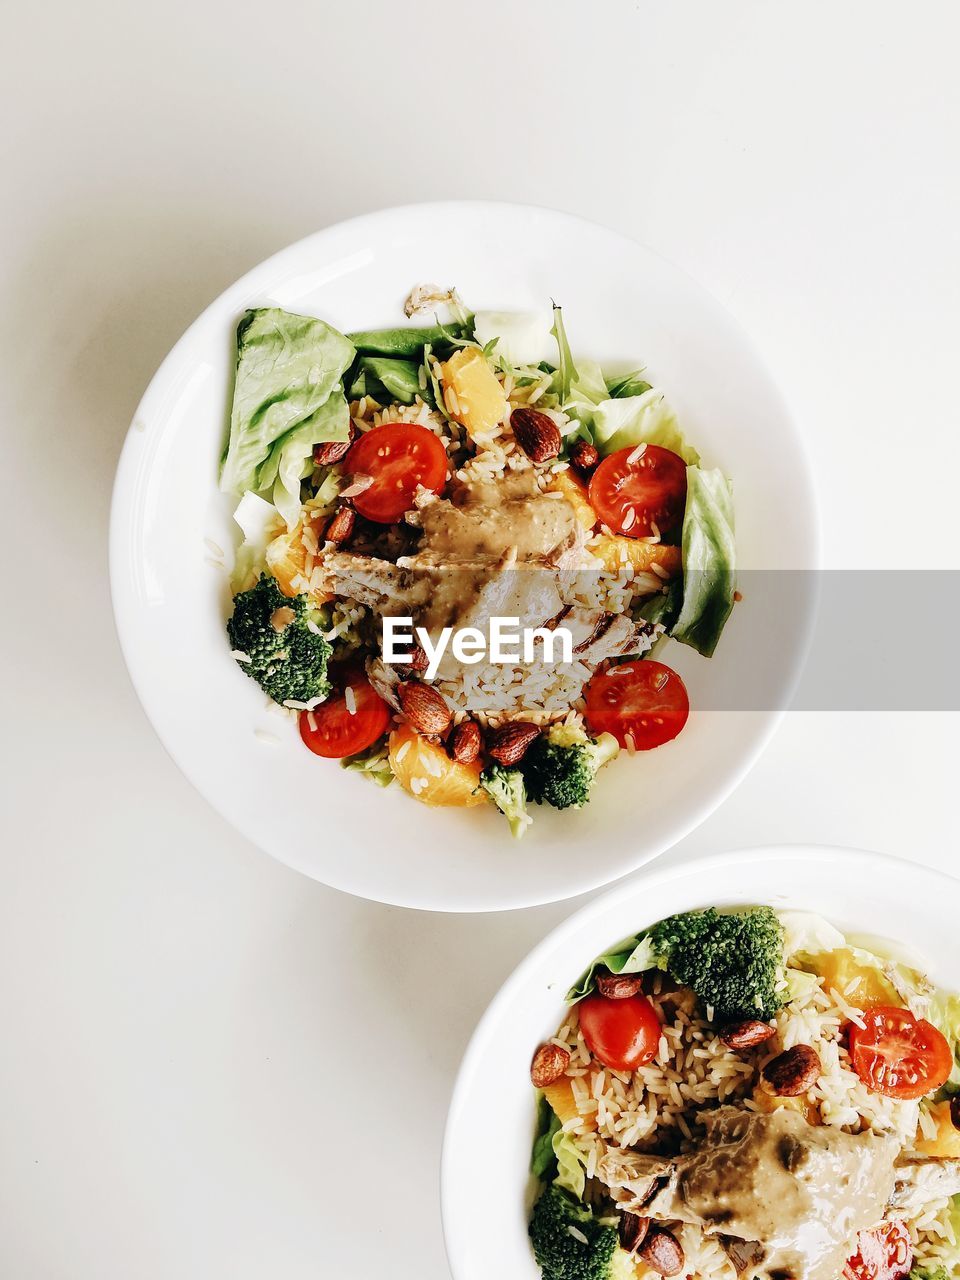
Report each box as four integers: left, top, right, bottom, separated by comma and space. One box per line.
2, 2, 959, 1275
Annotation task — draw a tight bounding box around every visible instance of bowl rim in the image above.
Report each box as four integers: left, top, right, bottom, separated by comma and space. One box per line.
109, 202, 821, 910
439, 842, 960, 1273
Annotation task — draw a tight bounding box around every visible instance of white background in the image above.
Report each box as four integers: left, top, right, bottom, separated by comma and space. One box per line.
2, 2, 959, 1275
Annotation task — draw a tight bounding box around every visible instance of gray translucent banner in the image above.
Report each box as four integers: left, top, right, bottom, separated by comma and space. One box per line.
364, 568, 960, 711
717, 570, 960, 712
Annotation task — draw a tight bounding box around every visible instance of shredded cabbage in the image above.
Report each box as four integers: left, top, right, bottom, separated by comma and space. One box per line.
592, 388, 700, 464
473, 309, 553, 366
780, 911, 847, 959
230, 492, 282, 592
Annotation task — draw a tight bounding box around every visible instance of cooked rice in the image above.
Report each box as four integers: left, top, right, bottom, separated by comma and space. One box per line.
341, 387, 665, 729
548, 956, 949, 1280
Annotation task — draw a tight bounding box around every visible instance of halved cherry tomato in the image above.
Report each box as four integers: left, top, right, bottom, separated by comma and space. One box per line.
578, 991, 661, 1071
299, 669, 391, 759
583, 660, 689, 750
588, 444, 687, 539
345, 422, 448, 524
848, 1005, 953, 1100
844, 1218, 913, 1280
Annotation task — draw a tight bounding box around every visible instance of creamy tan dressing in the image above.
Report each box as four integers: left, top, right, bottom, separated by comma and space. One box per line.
676, 1109, 898, 1280
416, 470, 578, 569
410, 472, 579, 671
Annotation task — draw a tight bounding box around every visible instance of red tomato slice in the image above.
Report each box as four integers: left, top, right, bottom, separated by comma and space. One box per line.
848, 1006, 953, 1100
844, 1219, 913, 1280
345, 422, 448, 524
588, 444, 687, 539
299, 669, 391, 759
584, 660, 689, 750
578, 991, 661, 1071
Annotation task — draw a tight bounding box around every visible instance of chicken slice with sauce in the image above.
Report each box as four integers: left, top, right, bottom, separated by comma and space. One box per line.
599, 1107, 900, 1280
320, 467, 655, 680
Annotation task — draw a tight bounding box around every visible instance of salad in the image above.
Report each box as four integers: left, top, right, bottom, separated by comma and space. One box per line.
527, 907, 960, 1280
219, 288, 736, 835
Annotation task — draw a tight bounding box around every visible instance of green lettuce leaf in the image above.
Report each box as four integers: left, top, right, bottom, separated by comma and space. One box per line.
929, 994, 960, 1089
566, 934, 664, 1003
553, 1129, 586, 1200
348, 355, 427, 406
592, 389, 700, 465
550, 303, 575, 402
637, 580, 682, 631
530, 1088, 586, 1196
347, 320, 473, 357
564, 359, 609, 434
605, 371, 652, 399
671, 466, 736, 658
257, 392, 350, 531
220, 307, 355, 497
530, 1094, 562, 1179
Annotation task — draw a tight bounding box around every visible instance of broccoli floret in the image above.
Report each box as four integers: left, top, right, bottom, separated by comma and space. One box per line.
522, 727, 620, 811
479, 765, 531, 839
529, 1183, 618, 1280
648, 906, 785, 1022
910, 1269, 949, 1280
226, 574, 331, 706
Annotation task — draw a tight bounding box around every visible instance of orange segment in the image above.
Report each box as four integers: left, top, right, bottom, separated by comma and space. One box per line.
549, 469, 597, 531
752, 1079, 819, 1125
541, 1077, 578, 1125
265, 511, 330, 602
809, 949, 899, 1009
388, 724, 484, 807
542, 1074, 600, 1134
915, 1100, 960, 1157
590, 534, 681, 578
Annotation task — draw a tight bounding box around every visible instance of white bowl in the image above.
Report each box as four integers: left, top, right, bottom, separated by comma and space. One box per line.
440, 844, 960, 1278
110, 203, 818, 911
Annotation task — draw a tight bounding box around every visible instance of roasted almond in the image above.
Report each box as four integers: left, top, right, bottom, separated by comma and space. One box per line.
450, 720, 482, 764
511, 407, 561, 463
488, 721, 540, 766
324, 506, 356, 545
619, 1213, 650, 1254
763, 1044, 821, 1096
406, 644, 430, 673
596, 972, 645, 1001
719, 1019, 778, 1052
530, 1042, 570, 1089
398, 680, 452, 735
570, 440, 599, 476
313, 423, 358, 467
638, 1227, 684, 1277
